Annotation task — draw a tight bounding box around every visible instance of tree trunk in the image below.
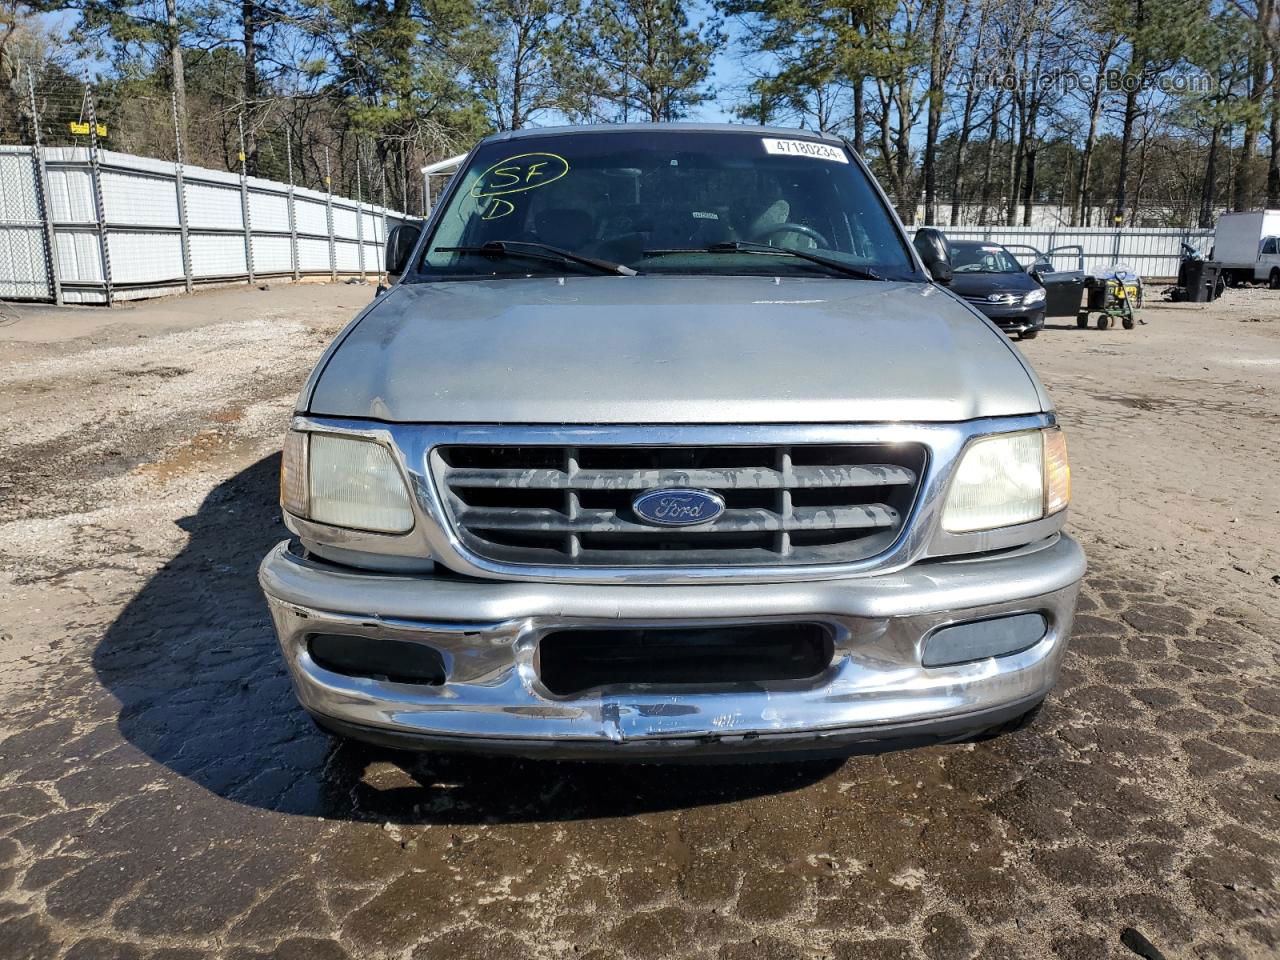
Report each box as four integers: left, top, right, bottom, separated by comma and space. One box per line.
896, 83, 914, 224
922, 0, 947, 225
1235, 0, 1272, 209
1223, 124, 1237, 208
243, 0, 258, 175
947, 1, 985, 226
1114, 85, 1138, 223
1114, 0, 1144, 224
1269, 49, 1280, 205
977, 91, 1002, 226
1021, 97, 1041, 226
1129, 125, 1151, 226
510, 21, 526, 130
164, 0, 187, 150
1005, 97, 1019, 225
1023, 148, 1036, 226
1200, 123, 1220, 228
853, 76, 865, 154
948, 83, 978, 226
1075, 42, 1113, 227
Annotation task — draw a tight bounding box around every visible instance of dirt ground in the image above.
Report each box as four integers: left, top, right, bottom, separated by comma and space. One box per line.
0, 281, 1277, 960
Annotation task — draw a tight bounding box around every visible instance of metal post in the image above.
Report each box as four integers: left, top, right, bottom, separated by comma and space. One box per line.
286, 128, 299, 282
238, 113, 255, 284
380, 166, 390, 286
28, 67, 62, 305
83, 76, 113, 306
324, 146, 336, 281
355, 143, 366, 281
171, 91, 193, 294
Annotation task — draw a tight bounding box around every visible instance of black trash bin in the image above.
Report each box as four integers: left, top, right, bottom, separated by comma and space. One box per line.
1179, 259, 1223, 302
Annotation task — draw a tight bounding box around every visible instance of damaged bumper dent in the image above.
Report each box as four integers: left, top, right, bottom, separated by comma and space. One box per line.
259, 535, 1085, 758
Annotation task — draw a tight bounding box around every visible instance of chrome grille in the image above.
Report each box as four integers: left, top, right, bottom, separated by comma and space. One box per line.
431, 443, 926, 568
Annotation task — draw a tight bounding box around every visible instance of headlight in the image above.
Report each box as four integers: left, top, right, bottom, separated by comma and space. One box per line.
942, 427, 1070, 533
1023, 288, 1046, 305
280, 431, 415, 534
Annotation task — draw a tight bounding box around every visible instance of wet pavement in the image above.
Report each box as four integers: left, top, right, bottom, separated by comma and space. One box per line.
0, 285, 1278, 959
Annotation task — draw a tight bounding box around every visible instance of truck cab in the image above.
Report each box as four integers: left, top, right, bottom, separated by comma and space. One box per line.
1214, 210, 1280, 288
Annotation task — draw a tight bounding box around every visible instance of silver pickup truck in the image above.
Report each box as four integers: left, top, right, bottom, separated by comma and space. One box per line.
259, 124, 1084, 759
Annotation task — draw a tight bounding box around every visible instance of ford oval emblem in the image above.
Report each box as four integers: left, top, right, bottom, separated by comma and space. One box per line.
632, 488, 726, 527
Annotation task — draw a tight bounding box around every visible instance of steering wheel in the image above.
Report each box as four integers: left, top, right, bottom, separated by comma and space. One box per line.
753, 222, 830, 249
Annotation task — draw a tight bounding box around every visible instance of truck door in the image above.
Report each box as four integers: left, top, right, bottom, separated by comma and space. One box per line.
1258, 237, 1280, 286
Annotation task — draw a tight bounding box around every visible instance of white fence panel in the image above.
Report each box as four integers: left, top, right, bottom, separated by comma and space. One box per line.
0, 145, 413, 304
294, 198, 329, 236
107, 232, 184, 284
54, 232, 104, 283
253, 235, 293, 274
185, 182, 245, 231
44, 171, 95, 224
189, 234, 248, 278
100, 169, 179, 226
335, 240, 361, 272
933, 225, 1214, 279
249, 191, 291, 233
297, 237, 331, 272
0, 149, 51, 300
332, 206, 359, 239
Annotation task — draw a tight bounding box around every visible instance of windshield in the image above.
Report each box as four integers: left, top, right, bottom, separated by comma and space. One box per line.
951, 243, 1024, 274
417, 130, 917, 280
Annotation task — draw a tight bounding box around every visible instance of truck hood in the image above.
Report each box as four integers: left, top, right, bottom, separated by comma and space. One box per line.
305, 276, 1047, 423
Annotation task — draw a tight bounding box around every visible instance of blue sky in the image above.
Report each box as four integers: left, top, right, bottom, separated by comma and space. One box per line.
699, 9, 751, 123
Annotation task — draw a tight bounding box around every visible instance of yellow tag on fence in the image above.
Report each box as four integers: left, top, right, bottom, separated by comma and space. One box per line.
69, 121, 108, 137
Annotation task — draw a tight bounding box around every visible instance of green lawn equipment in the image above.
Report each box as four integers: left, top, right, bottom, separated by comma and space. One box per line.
1077, 267, 1144, 330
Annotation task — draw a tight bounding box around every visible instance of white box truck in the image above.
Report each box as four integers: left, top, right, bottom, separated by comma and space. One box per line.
1214, 210, 1280, 287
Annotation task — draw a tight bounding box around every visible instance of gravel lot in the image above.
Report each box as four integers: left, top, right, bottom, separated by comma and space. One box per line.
0, 281, 1277, 960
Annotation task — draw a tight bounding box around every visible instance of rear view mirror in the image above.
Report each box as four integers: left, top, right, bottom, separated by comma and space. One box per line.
386, 224, 421, 277
912, 227, 953, 284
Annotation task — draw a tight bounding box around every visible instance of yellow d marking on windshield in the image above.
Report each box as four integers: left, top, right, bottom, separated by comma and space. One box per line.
470, 152, 570, 198
481, 198, 516, 220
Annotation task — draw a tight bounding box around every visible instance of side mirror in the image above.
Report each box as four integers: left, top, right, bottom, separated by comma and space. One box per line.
912, 227, 952, 284
1030, 260, 1053, 276
385, 224, 421, 277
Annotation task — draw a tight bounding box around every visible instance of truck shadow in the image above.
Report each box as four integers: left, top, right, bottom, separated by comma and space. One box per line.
94, 454, 842, 824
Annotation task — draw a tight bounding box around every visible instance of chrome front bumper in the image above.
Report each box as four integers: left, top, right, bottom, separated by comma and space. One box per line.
259, 534, 1085, 759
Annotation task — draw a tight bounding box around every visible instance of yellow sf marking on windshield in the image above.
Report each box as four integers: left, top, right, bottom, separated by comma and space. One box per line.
470, 152, 570, 198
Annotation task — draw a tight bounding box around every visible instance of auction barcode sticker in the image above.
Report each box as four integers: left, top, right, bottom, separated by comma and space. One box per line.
761, 138, 848, 163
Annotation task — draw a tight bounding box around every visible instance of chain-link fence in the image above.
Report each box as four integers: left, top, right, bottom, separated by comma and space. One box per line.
0, 69, 423, 305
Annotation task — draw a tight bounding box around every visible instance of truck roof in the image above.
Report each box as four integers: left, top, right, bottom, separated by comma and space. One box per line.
477, 123, 846, 146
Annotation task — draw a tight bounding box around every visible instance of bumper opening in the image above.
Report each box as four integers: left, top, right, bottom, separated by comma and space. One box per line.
308, 633, 446, 685
921, 612, 1048, 667
537, 623, 834, 696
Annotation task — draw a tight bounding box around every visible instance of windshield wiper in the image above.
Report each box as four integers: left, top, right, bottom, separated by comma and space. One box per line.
435, 240, 637, 277
643, 240, 883, 281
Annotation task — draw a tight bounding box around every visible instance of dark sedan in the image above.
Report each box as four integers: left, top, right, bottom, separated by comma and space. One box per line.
947, 240, 1089, 340
947, 242, 1049, 339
